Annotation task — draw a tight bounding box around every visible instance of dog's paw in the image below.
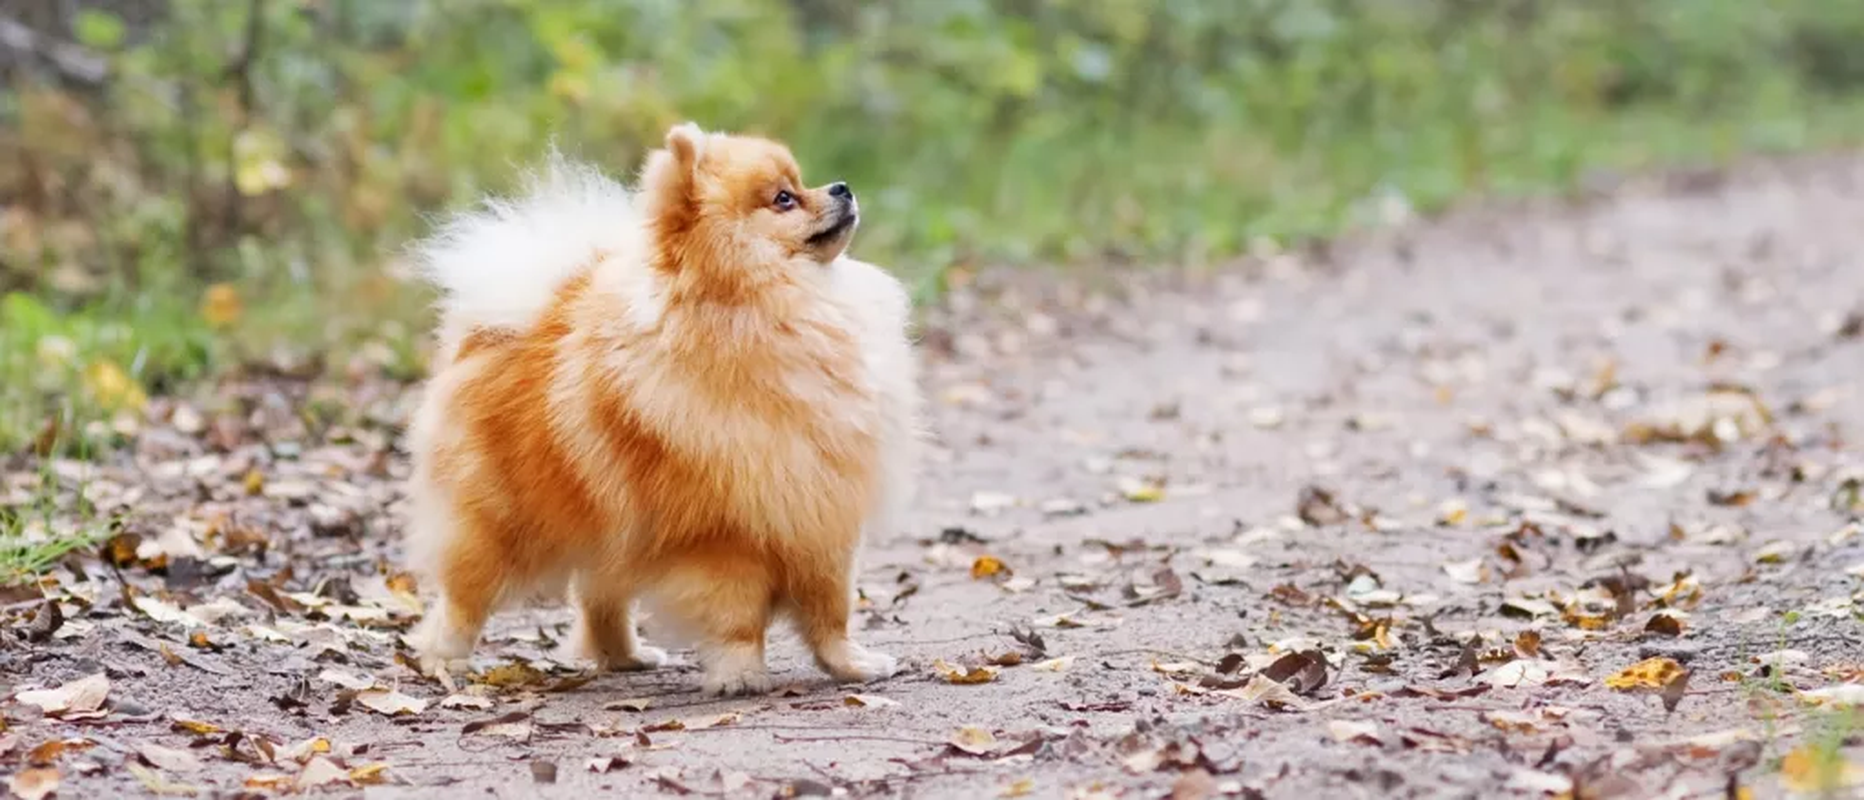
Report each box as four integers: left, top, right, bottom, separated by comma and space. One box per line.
702, 668, 773, 697
700, 645, 771, 696
602, 645, 670, 673
826, 642, 899, 684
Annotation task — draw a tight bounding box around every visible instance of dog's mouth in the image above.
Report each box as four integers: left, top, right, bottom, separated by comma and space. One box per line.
805, 209, 858, 247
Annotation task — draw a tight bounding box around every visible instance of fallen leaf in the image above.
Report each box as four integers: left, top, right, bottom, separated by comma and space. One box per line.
1216, 675, 1307, 710
316, 669, 377, 691
475, 662, 548, 688
439, 694, 495, 711
1118, 477, 1164, 503
280, 737, 331, 765
586, 756, 632, 773
138, 742, 202, 773
1327, 720, 1381, 745
8, 768, 59, 800
1259, 650, 1329, 696
949, 726, 999, 755
1034, 656, 1075, 672
933, 660, 999, 685
296, 757, 350, 791
15, 673, 109, 717
1479, 660, 1551, 689
1644, 613, 1685, 638
348, 763, 390, 786
355, 688, 427, 716
1606, 657, 1687, 690
27, 739, 88, 766
170, 717, 221, 736
1296, 486, 1350, 526
463, 711, 533, 739
1441, 558, 1486, 585
971, 556, 1010, 580
844, 694, 900, 708
1513, 631, 1543, 659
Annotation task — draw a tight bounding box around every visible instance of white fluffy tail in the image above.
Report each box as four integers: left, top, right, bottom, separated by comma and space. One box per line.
409, 152, 645, 348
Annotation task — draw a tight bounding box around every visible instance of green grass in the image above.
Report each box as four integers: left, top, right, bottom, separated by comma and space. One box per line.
0, 452, 114, 585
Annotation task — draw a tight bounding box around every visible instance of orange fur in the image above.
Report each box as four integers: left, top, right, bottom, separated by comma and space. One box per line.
403, 123, 916, 694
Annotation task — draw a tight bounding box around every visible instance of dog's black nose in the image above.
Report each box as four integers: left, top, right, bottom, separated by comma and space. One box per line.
828, 182, 852, 200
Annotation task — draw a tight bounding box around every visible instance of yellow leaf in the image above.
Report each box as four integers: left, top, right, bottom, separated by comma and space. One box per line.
170, 717, 221, 736
1001, 777, 1035, 797
83, 360, 147, 413
949, 726, 998, 755
933, 659, 999, 685
971, 556, 1009, 580
1605, 657, 1686, 690
348, 763, 390, 785
200, 283, 242, 328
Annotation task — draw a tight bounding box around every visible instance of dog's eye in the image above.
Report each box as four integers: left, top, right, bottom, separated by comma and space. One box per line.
773, 190, 796, 211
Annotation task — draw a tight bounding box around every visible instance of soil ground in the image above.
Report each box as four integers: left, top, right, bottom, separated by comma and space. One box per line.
4, 156, 1863, 799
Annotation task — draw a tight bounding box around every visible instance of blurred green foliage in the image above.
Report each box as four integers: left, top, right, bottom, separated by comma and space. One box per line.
4, 0, 1864, 452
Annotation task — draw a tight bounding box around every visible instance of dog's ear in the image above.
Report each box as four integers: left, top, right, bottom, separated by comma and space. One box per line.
665, 122, 706, 171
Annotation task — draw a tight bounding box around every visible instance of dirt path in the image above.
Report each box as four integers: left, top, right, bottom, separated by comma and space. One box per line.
5, 157, 1863, 799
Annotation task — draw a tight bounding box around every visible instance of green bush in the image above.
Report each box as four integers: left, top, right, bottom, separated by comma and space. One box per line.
4, 0, 1864, 452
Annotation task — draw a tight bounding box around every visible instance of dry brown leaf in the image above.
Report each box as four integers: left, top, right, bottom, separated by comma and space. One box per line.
1513, 631, 1542, 659
439, 694, 495, 711
1216, 675, 1307, 710
170, 717, 221, 736
1327, 720, 1381, 745
356, 688, 427, 716
844, 694, 900, 708
933, 659, 999, 685
1644, 613, 1685, 638
1259, 650, 1329, 696
15, 673, 109, 717
138, 742, 203, 773
8, 767, 60, 800
475, 662, 548, 688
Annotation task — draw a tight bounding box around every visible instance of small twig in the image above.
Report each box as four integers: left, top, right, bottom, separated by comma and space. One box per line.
770, 732, 946, 746
1088, 647, 1214, 665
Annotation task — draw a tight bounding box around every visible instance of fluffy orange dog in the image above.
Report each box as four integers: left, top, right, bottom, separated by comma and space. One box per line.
401, 122, 919, 695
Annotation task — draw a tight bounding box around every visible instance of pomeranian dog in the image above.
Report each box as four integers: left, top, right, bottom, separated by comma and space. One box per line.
400, 122, 919, 695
